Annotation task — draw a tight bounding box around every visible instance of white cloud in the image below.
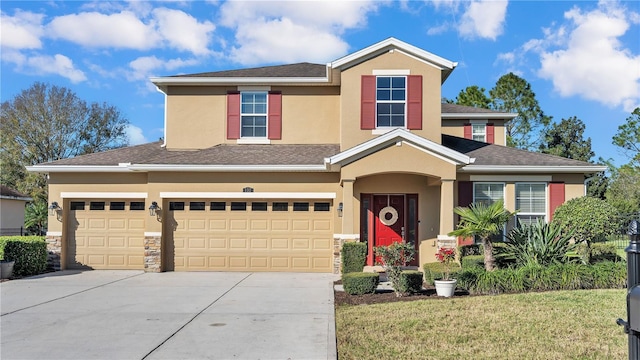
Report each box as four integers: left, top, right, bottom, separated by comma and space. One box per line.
47, 11, 161, 50
124, 124, 148, 145
0, 10, 45, 49
536, 1, 640, 111
152, 8, 215, 55
127, 55, 199, 81
458, 0, 508, 40
25, 54, 87, 83
218, 1, 381, 64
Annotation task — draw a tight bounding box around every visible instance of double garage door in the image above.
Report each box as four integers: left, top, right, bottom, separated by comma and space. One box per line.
66, 199, 334, 272
168, 200, 334, 272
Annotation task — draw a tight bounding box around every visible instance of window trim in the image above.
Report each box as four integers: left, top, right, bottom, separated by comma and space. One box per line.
515, 182, 548, 224
473, 182, 506, 242
240, 91, 268, 139
375, 75, 407, 129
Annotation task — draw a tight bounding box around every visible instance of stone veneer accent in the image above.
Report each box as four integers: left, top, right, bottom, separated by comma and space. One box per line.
333, 234, 360, 274
45, 232, 62, 271
144, 232, 162, 273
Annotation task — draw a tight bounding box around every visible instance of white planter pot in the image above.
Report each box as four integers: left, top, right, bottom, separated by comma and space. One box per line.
1, 260, 15, 279
434, 279, 457, 297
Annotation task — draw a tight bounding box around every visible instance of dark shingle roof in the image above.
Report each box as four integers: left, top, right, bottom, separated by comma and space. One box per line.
174, 63, 327, 78
441, 103, 511, 115
0, 185, 31, 199
442, 135, 599, 167
41, 142, 341, 166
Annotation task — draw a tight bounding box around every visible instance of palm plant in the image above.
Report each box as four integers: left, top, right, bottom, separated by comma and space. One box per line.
502, 219, 578, 267
449, 200, 515, 271
24, 200, 48, 235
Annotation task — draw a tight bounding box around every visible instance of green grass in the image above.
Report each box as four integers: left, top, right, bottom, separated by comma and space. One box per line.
336, 289, 627, 360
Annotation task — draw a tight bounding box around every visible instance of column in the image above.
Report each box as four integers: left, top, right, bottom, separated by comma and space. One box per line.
438, 179, 456, 247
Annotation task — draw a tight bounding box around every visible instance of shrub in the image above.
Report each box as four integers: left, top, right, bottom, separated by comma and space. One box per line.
342, 272, 380, 295
423, 262, 461, 286
341, 242, 367, 274
502, 219, 578, 267
461, 255, 484, 270
585, 242, 622, 263
0, 236, 47, 277
398, 270, 423, 294
458, 244, 482, 258
456, 262, 626, 295
375, 242, 416, 297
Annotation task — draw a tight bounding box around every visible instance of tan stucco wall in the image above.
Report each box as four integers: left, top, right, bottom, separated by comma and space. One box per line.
0, 199, 27, 231
165, 86, 340, 150
339, 51, 443, 150
441, 119, 507, 146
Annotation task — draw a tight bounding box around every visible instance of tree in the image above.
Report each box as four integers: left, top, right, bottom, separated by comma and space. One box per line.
24, 200, 48, 235
489, 73, 552, 150
1, 82, 129, 201
552, 196, 620, 263
539, 116, 594, 162
606, 164, 640, 215
449, 200, 516, 271
612, 107, 640, 167
454, 85, 491, 108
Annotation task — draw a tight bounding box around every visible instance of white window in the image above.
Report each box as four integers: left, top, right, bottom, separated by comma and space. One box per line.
515, 183, 547, 226
376, 76, 406, 128
472, 124, 486, 142
241, 92, 267, 138
474, 183, 504, 206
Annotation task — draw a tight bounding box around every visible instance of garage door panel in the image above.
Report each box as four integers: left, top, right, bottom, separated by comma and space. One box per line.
172, 199, 333, 272
67, 200, 145, 270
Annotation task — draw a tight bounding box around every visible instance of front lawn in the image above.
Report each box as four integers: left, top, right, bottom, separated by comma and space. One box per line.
335, 289, 627, 359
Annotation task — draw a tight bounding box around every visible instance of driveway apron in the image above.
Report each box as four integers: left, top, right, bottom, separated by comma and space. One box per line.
0, 270, 337, 360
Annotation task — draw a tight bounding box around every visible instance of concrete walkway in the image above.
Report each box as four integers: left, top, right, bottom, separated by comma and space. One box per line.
0, 270, 338, 360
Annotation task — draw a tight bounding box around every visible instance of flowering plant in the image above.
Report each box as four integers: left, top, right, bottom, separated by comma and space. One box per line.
435, 247, 456, 281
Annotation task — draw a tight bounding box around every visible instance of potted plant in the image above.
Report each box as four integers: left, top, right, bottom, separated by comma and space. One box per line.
434, 247, 457, 297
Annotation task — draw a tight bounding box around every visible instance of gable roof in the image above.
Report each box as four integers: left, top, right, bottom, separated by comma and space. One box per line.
443, 135, 607, 173
328, 128, 471, 167
330, 37, 457, 82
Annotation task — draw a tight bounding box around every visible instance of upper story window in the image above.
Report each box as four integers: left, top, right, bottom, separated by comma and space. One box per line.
376, 76, 406, 127
241, 92, 267, 138
472, 124, 486, 142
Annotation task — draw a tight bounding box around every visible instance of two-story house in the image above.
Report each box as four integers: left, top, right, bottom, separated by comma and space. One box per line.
29, 38, 606, 273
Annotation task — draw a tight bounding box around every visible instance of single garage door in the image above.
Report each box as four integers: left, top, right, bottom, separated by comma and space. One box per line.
66, 200, 146, 269
169, 200, 334, 272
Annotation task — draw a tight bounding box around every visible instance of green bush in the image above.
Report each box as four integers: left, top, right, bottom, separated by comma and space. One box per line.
0, 236, 47, 277
423, 262, 461, 286
341, 242, 367, 274
456, 262, 626, 295
503, 219, 578, 267
342, 272, 380, 295
375, 242, 416, 297
583, 242, 622, 263
461, 255, 484, 270
399, 270, 423, 294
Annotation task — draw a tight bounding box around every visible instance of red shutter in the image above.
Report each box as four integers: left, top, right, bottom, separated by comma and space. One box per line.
361, 75, 376, 129
486, 123, 495, 144
227, 91, 240, 139
407, 75, 422, 130
549, 182, 565, 220
268, 91, 282, 140
463, 124, 472, 139
458, 181, 473, 207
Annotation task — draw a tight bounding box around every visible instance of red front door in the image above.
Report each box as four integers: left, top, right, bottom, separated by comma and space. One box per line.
371, 195, 405, 264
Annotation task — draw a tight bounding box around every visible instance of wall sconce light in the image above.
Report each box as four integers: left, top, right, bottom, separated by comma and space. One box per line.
48, 201, 61, 216
149, 201, 160, 217
337, 202, 343, 217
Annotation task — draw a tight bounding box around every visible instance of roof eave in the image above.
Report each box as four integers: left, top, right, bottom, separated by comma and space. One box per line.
441, 113, 518, 120
150, 76, 330, 87
26, 165, 132, 173
127, 164, 333, 172
0, 195, 33, 201
459, 165, 608, 174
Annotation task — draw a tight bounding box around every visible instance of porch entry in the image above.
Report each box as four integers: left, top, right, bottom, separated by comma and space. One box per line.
362, 194, 419, 266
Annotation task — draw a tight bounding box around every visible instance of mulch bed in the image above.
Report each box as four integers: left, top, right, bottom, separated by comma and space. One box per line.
333, 281, 470, 306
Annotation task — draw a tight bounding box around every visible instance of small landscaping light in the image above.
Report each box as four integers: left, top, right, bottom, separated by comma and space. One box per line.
337, 202, 343, 217
48, 201, 60, 216
149, 201, 160, 217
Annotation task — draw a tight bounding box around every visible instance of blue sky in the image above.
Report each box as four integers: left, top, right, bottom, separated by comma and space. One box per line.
2, 0, 639, 166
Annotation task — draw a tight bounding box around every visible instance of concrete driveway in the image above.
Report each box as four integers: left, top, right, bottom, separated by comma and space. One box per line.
0, 270, 338, 360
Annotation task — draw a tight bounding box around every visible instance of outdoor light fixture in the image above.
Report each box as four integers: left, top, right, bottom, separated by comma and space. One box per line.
337, 202, 343, 217
149, 201, 160, 217
48, 201, 60, 216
